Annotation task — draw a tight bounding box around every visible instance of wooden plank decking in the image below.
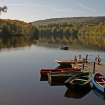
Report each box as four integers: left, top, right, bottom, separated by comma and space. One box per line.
82, 62, 105, 74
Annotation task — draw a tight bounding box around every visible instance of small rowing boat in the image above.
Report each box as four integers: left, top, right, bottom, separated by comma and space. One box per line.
56, 59, 85, 65
92, 72, 105, 93
64, 72, 91, 90
48, 72, 81, 86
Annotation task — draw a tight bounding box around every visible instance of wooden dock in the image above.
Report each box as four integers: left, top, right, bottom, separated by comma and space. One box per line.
40, 61, 105, 85
82, 62, 105, 74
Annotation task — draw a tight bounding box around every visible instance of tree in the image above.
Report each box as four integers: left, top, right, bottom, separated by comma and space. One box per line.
0, 6, 7, 15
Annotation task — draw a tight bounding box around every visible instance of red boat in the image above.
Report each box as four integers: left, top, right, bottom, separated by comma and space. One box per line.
40, 67, 81, 77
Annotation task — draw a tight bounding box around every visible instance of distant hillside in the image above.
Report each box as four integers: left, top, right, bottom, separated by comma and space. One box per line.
0, 19, 38, 48
32, 16, 105, 26
0, 19, 33, 35
31, 16, 105, 50
0, 17, 105, 50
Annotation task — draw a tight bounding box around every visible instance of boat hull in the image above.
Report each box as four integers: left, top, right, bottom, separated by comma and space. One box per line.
92, 72, 105, 93
40, 68, 81, 77
64, 72, 91, 90
65, 81, 91, 90
56, 60, 85, 65
48, 72, 81, 86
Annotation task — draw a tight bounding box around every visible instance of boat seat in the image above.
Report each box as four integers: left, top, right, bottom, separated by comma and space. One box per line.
95, 75, 103, 79
74, 78, 87, 81
97, 82, 105, 86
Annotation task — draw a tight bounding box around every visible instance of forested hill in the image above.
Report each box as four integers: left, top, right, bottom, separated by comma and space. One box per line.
31, 16, 105, 50
32, 16, 105, 25
0, 19, 38, 48
0, 19, 36, 36
0, 17, 105, 50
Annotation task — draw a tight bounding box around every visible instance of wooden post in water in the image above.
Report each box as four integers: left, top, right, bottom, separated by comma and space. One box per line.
93, 62, 96, 74
82, 63, 84, 71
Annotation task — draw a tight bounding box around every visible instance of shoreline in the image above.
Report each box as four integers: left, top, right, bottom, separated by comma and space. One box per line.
34, 41, 104, 52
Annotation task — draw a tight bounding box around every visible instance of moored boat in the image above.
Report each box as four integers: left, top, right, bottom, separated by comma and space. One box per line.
56, 59, 85, 65
92, 72, 105, 93
48, 72, 81, 86
40, 67, 81, 78
64, 72, 91, 89
60, 46, 69, 50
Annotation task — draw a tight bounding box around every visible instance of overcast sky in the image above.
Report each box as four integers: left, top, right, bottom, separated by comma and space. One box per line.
0, 0, 105, 22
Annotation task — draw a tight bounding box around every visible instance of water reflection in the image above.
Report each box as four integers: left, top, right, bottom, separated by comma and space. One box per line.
64, 87, 91, 99
93, 88, 105, 101
48, 80, 65, 86
0, 36, 32, 50
40, 76, 48, 81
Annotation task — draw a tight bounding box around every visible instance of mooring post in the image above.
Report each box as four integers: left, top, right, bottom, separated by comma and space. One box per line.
93, 62, 96, 74
82, 63, 84, 71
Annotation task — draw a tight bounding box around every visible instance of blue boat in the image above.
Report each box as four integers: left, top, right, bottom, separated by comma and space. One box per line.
92, 72, 105, 93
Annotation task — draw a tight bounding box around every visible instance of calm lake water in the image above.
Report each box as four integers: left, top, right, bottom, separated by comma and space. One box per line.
0, 45, 105, 105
